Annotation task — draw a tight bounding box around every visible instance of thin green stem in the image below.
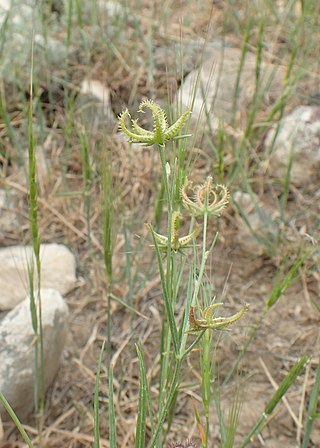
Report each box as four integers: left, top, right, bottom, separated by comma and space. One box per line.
202, 330, 211, 448
192, 210, 208, 306
28, 36, 45, 442
158, 144, 173, 291
149, 360, 182, 448
182, 331, 206, 359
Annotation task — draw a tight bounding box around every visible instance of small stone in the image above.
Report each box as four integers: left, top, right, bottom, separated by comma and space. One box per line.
176, 46, 285, 133
265, 105, 320, 186
233, 191, 278, 256
75, 79, 117, 134
0, 289, 69, 420
0, 244, 77, 311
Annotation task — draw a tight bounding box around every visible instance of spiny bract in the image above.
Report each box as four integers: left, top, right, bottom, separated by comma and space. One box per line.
147, 212, 200, 253
181, 176, 230, 217
187, 302, 249, 333
118, 99, 191, 146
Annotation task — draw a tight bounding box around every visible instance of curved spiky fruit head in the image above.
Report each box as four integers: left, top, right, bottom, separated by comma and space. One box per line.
164, 110, 191, 141
187, 302, 249, 333
118, 100, 191, 146
147, 215, 200, 254
118, 109, 155, 144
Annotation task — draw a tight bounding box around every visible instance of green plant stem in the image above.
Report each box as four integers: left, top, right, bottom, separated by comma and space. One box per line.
149, 225, 178, 355
183, 330, 206, 358
136, 344, 148, 448
149, 360, 182, 448
108, 367, 117, 448
158, 144, 173, 289
28, 40, 45, 442
201, 330, 211, 448
94, 341, 106, 448
193, 210, 209, 306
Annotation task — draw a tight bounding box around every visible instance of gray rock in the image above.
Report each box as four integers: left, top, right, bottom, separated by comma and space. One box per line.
0, 288, 69, 420
0, 1, 70, 86
155, 39, 227, 80
265, 105, 320, 186
0, 190, 20, 244
75, 79, 117, 134
0, 244, 77, 311
176, 46, 285, 132
0, 2, 36, 83
233, 191, 278, 256
34, 34, 69, 67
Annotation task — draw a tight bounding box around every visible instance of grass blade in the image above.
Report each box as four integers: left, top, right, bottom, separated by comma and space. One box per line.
224, 252, 311, 385
302, 360, 320, 448
94, 340, 106, 448
135, 344, 148, 448
240, 355, 309, 447
108, 367, 117, 448
223, 389, 241, 448
28, 35, 45, 428
0, 392, 34, 448
147, 224, 178, 355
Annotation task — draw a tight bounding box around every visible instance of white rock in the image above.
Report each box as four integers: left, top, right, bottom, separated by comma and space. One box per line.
233, 191, 278, 256
0, 0, 10, 11
265, 105, 320, 186
176, 46, 285, 132
98, 0, 126, 20
75, 79, 117, 133
0, 289, 69, 420
0, 244, 77, 311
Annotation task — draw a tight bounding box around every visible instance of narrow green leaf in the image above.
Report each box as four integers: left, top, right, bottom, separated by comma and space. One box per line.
94, 340, 106, 448
0, 392, 34, 448
109, 367, 117, 448
223, 389, 241, 448
266, 253, 309, 310
103, 156, 114, 284
240, 356, 309, 447
135, 344, 148, 448
224, 252, 313, 385
302, 360, 320, 448
148, 224, 179, 354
